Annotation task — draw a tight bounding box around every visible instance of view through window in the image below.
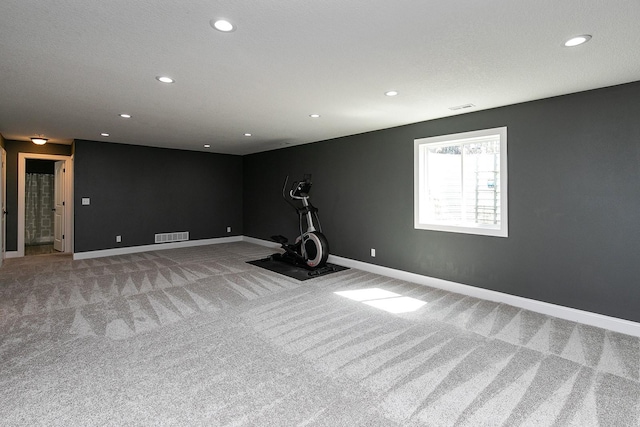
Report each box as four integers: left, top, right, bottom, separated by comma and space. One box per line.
414, 127, 508, 237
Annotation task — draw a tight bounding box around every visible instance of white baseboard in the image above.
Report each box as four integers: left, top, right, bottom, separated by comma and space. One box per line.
247, 236, 640, 338
242, 236, 282, 249
73, 236, 243, 260
5, 251, 20, 259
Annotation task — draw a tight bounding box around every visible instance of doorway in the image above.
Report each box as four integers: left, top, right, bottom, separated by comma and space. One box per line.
24, 159, 56, 255
18, 153, 73, 257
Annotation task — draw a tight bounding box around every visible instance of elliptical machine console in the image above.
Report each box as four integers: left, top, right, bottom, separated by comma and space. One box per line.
271, 175, 330, 270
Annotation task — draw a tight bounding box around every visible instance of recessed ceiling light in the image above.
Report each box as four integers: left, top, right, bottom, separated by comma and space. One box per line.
156, 76, 174, 83
449, 103, 475, 111
204, 144, 211, 148
211, 19, 235, 32
564, 35, 592, 47
244, 133, 252, 137
385, 90, 399, 97
101, 133, 110, 137
119, 113, 131, 118
309, 114, 320, 118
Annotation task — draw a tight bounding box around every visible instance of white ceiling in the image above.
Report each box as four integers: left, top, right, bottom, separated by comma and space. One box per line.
1, 0, 639, 155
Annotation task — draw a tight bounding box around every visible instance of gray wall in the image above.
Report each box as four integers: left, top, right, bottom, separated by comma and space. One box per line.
243, 81, 640, 323
4, 140, 72, 251
74, 140, 243, 253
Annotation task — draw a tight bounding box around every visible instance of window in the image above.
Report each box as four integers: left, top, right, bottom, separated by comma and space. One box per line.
414, 126, 508, 237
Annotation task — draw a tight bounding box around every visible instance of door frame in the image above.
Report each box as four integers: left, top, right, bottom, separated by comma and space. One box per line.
17, 153, 73, 257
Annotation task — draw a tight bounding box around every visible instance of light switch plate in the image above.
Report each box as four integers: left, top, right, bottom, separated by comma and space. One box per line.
82, 197, 90, 205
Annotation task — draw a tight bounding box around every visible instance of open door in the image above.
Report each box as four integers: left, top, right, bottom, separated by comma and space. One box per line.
53, 160, 65, 252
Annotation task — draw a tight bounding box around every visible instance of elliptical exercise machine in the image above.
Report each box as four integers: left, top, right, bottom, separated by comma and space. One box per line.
271, 175, 330, 270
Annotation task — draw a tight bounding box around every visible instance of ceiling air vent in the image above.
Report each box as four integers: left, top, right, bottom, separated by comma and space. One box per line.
449, 103, 476, 111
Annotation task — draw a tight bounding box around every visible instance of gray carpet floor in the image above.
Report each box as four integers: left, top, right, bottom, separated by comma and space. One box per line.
1, 242, 639, 426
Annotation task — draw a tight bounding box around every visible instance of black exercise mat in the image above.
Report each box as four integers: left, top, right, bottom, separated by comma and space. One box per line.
247, 257, 348, 281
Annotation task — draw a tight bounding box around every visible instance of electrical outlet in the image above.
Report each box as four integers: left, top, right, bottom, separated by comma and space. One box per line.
371, 248, 376, 257
116, 235, 121, 243
227, 226, 232, 233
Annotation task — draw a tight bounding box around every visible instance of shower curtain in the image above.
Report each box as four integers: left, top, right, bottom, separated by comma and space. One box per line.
25, 173, 55, 245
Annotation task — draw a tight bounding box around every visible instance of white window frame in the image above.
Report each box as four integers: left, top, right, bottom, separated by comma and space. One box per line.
414, 126, 508, 237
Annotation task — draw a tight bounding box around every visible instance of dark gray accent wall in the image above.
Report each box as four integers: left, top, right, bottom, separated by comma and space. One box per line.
243, 81, 640, 323
73, 140, 243, 253
4, 140, 72, 251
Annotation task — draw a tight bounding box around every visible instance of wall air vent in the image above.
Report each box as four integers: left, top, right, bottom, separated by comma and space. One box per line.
155, 231, 189, 244
449, 103, 476, 111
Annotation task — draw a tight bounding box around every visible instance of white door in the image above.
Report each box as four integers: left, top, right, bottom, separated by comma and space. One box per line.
0, 148, 6, 266
53, 161, 65, 252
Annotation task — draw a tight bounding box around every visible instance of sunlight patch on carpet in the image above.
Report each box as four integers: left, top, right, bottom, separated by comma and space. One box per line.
335, 288, 427, 314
